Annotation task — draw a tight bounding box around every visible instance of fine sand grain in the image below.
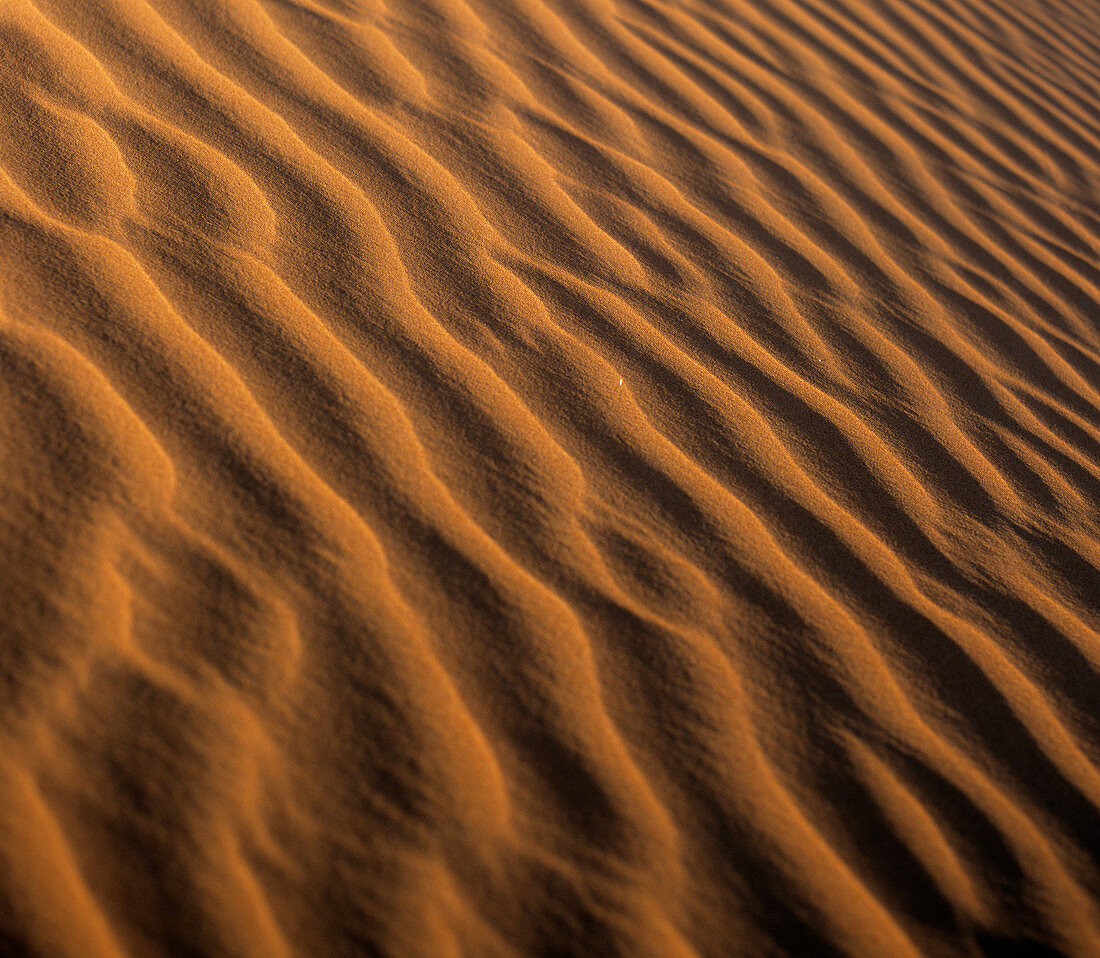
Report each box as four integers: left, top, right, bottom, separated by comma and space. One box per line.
2, 0, 1100, 954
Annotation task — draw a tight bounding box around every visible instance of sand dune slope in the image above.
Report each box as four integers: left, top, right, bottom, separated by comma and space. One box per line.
2, 0, 1100, 953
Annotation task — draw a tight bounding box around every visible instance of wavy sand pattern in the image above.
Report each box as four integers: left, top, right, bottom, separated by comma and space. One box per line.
2, 0, 1100, 953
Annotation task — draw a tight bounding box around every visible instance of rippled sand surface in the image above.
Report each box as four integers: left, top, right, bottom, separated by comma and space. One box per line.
2, 0, 1100, 954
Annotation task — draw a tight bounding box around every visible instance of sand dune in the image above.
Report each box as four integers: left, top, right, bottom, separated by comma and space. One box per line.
1, 0, 1100, 953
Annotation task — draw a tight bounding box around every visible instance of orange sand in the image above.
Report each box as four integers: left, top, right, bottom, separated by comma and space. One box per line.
2, 0, 1100, 954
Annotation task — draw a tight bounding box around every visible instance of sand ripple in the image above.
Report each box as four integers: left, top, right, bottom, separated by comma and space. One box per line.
2, 0, 1100, 953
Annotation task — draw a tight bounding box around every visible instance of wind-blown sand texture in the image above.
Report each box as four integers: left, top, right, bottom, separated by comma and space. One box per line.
2, 0, 1100, 954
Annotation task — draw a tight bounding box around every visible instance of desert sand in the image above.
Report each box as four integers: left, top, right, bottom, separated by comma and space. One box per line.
1, 0, 1100, 954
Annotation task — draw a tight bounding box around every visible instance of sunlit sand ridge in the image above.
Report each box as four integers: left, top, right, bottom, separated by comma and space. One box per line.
2, 0, 1100, 953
